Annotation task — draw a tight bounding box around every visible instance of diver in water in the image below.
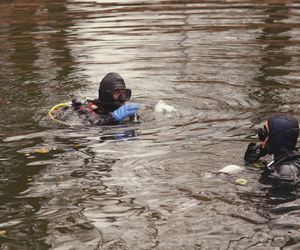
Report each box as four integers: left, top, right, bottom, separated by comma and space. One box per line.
244, 114, 300, 188
71, 72, 140, 126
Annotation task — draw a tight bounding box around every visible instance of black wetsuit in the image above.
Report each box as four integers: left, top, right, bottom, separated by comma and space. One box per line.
260, 150, 300, 187
72, 99, 138, 126
244, 115, 300, 188
70, 72, 138, 126
72, 99, 118, 126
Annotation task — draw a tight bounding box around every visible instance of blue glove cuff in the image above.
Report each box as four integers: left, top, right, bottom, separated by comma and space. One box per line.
112, 103, 140, 122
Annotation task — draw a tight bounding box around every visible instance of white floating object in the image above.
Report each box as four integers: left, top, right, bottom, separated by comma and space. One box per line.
218, 164, 244, 174
154, 100, 177, 119
154, 100, 177, 113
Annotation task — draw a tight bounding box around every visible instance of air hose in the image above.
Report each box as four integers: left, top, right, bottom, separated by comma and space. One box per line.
48, 102, 71, 126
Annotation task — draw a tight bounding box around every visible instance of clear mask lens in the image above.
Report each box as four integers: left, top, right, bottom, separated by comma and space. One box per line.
258, 126, 268, 141
112, 89, 131, 102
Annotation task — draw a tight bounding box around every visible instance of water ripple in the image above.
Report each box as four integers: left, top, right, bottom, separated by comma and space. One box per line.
1, 0, 300, 249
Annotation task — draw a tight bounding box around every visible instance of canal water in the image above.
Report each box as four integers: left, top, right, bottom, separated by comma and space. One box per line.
1, 1, 300, 249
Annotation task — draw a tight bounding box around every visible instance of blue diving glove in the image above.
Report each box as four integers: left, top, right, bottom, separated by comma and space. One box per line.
112, 103, 140, 122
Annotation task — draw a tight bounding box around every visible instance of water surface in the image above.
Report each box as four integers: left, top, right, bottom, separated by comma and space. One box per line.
1, 1, 300, 249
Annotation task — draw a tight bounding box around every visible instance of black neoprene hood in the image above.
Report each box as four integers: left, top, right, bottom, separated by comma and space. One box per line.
267, 114, 299, 154
98, 72, 127, 112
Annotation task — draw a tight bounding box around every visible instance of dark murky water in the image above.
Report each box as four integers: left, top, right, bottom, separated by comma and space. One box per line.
1, 1, 300, 249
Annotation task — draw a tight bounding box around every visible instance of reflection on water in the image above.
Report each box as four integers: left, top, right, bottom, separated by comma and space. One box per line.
1, 1, 300, 249
251, 3, 293, 116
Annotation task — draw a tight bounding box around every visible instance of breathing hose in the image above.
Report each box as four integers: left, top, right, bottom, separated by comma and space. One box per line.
48, 102, 70, 126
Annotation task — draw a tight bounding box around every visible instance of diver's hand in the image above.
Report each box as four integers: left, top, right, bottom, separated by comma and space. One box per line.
112, 103, 140, 122
244, 142, 267, 164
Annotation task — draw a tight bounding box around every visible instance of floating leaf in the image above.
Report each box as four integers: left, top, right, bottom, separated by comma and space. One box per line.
33, 148, 50, 154
252, 163, 264, 169
235, 178, 248, 186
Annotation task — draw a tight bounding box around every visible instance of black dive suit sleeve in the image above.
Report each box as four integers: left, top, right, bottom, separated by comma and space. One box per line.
93, 113, 139, 126
95, 113, 119, 126
81, 112, 118, 126
72, 99, 119, 126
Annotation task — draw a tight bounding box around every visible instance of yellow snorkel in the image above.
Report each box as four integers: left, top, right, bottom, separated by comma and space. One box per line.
48, 102, 71, 126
